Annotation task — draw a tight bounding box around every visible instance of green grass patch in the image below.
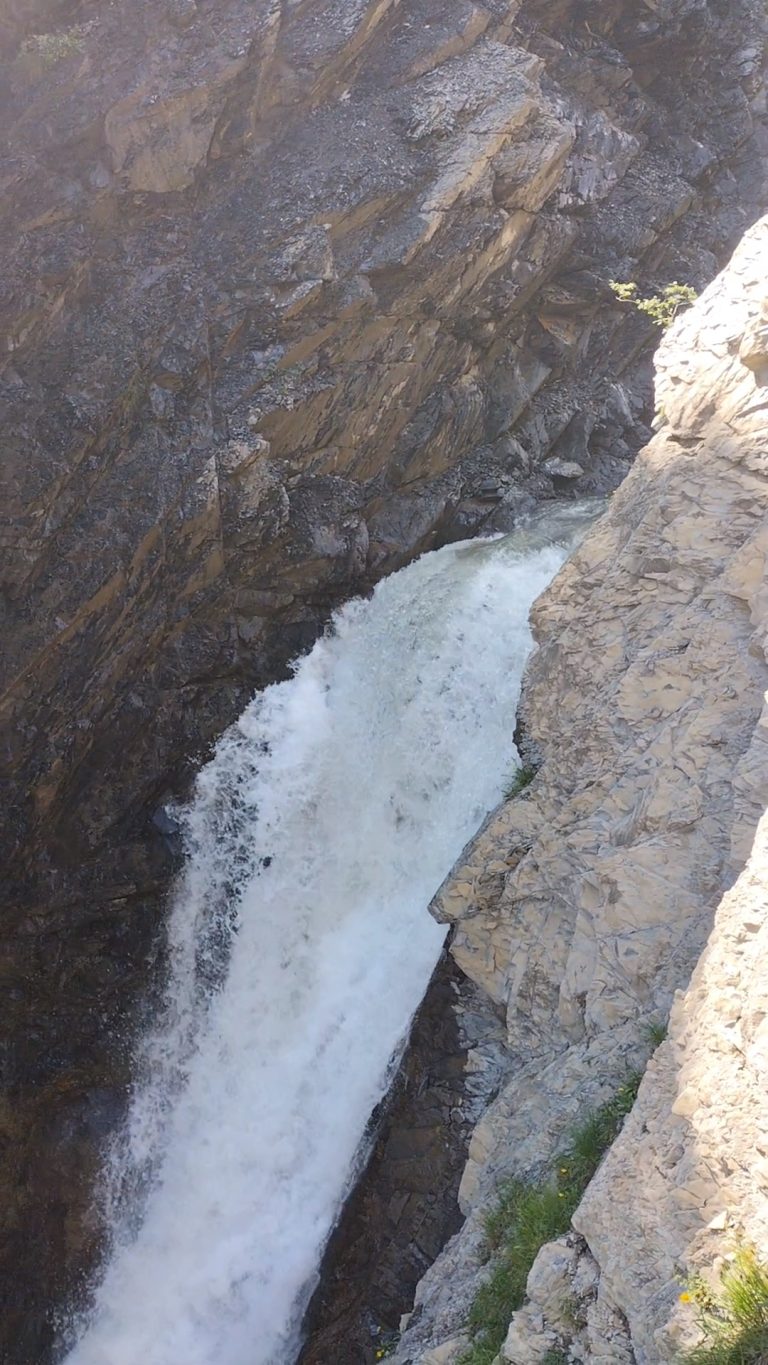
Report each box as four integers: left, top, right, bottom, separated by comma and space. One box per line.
503, 764, 537, 801
646, 1018, 668, 1049
681, 1248, 768, 1364
459, 1074, 642, 1365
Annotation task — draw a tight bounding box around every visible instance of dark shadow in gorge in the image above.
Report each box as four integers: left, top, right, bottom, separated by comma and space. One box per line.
298, 945, 509, 1365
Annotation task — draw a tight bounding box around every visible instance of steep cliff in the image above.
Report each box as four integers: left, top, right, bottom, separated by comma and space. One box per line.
1, 0, 766, 1357
393, 216, 768, 1364
5, 0, 763, 891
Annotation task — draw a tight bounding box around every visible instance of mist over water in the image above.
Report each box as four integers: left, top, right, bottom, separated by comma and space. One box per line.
64, 504, 598, 1365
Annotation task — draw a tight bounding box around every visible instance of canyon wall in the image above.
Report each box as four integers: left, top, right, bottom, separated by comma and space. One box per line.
1, 0, 766, 1357
393, 214, 768, 1364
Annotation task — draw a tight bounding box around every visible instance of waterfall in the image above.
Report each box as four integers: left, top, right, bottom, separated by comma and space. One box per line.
63, 503, 598, 1365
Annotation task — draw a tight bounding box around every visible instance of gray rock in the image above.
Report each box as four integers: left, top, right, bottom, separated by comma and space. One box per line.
543, 457, 585, 479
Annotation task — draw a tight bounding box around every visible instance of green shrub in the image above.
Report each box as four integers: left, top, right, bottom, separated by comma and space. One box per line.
459, 1075, 642, 1365
681, 1247, 768, 1364
610, 280, 698, 330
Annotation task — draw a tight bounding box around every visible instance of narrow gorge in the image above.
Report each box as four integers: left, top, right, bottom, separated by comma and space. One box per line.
1, 0, 767, 1362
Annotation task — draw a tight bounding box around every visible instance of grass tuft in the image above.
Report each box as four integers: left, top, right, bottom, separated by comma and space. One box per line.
503, 764, 537, 801
459, 1074, 641, 1365
681, 1248, 768, 1364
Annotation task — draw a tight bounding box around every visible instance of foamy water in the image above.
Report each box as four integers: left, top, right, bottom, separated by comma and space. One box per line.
63, 503, 597, 1365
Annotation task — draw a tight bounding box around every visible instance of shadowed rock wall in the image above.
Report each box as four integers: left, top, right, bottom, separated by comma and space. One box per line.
298, 953, 509, 1365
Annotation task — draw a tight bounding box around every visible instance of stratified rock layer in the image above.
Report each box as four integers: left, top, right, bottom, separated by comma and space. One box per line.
393, 216, 768, 1364
4, 0, 763, 888
1, 0, 766, 1357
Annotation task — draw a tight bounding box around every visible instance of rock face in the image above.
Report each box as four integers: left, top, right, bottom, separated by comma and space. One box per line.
392, 215, 768, 1364
1, 0, 766, 1356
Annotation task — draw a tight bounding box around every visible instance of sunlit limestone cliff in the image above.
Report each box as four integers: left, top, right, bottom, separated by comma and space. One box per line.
392, 215, 768, 1364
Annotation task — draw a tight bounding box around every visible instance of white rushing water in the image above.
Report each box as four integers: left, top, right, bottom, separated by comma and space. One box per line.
64, 503, 598, 1365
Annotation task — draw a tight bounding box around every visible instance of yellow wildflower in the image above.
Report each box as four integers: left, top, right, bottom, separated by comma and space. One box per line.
679, 1292, 692, 1303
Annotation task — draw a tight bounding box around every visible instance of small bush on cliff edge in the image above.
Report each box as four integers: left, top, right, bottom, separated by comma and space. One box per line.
610, 279, 698, 330
680, 1247, 768, 1364
459, 1075, 641, 1365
